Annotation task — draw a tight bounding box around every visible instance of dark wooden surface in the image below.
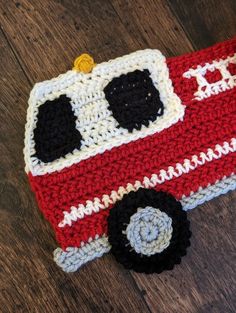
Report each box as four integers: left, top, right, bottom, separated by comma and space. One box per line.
0, 1, 235, 312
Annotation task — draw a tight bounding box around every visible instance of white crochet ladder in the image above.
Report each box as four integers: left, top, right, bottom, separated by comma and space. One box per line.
183, 53, 236, 100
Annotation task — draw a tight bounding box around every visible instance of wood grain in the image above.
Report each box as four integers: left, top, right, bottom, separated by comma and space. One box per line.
0, 1, 235, 312
132, 195, 236, 313
167, 0, 236, 49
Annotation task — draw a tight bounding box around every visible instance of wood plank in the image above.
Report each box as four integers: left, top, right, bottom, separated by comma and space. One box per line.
0, 0, 194, 84
0, 0, 138, 82
132, 194, 236, 313
0, 21, 151, 313
105, 1, 236, 311
167, 0, 236, 48
110, 0, 193, 56
0, 0, 235, 312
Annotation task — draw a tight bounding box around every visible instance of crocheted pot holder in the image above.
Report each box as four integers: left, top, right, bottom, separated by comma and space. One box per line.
24, 38, 236, 273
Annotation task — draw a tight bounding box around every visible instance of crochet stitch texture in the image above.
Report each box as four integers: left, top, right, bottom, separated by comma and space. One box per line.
108, 189, 191, 274
24, 38, 236, 273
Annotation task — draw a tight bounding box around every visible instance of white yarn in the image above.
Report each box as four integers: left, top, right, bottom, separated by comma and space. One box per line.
24, 49, 185, 176
124, 207, 173, 256
58, 139, 235, 227
54, 174, 235, 272
183, 53, 236, 100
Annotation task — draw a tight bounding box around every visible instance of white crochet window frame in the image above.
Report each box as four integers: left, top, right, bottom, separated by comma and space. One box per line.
24, 49, 185, 176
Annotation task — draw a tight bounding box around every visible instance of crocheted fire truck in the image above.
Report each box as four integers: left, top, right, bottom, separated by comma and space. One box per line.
24, 38, 236, 273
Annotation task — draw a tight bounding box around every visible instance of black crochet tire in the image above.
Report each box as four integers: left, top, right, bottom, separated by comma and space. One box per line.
107, 188, 191, 274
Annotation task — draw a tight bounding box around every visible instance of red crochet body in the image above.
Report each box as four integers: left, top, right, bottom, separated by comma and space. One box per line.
29, 38, 236, 250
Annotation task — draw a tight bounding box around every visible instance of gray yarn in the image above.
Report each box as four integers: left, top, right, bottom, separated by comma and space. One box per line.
124, 207, 173, 256
53, 175, 236, 272
53, 236, 111, 272
181, 174, 236, 211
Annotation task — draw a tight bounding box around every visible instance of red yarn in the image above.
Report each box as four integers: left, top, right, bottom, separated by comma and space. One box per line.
28, 38, 236, 250
30, 153, 235, 249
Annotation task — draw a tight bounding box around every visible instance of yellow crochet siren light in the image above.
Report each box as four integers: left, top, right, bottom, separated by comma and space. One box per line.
73, 53, 96, 73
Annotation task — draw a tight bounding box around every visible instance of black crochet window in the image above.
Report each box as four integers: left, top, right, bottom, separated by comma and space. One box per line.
104, 69, 164, 132
34, 95, 82, 163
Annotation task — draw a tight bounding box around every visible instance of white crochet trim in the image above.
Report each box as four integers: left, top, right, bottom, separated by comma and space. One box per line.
183, 53, 236, 100
58, 138, 236, 227
54, 174, 236, 272
24, 49, 185, 176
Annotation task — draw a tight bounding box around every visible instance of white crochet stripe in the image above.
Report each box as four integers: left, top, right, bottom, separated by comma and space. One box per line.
58, 138, 236, 228
24, 49, 185, 176
54, 174, 236, 272
183, 53, 236, 100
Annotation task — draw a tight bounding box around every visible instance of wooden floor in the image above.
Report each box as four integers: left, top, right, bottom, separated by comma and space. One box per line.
0, 1, 236, 312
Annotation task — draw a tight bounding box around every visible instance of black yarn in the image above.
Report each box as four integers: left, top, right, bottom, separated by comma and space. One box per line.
107, 188, 191, 274
34, 95, 82, 163
104, 69, 164, 132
